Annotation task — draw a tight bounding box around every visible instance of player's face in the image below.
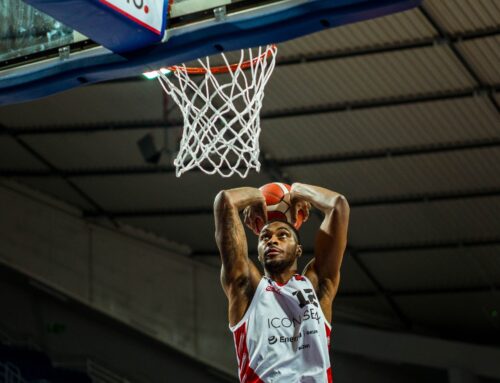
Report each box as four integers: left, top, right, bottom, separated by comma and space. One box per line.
257, 221, 301, 273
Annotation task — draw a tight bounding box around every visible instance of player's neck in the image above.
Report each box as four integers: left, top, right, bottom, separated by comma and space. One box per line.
265, 269, 297, 285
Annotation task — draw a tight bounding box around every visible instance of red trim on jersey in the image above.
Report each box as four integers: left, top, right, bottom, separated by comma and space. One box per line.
272, 275, 303, 286
325, 323, 332, 347
325, 324, 333, 382
327, 367, 333, 383
233, 323, 264, 383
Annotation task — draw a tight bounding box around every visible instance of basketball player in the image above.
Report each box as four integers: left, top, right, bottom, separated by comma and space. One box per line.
214, 183, 349, 383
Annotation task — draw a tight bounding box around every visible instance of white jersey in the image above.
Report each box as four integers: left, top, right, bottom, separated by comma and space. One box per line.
230, 275, 332, 383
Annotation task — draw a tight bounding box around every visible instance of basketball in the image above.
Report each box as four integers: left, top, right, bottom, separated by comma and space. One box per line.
259, 182, 305, 230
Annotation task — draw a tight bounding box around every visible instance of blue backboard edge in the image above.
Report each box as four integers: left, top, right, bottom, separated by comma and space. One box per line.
0, 0, 421, 106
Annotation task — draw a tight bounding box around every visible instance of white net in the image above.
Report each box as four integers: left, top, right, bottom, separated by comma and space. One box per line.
157, 45, 277, 177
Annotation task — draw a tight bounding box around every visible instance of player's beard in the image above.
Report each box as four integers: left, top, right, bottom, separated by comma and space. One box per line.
264, 254, 295, 275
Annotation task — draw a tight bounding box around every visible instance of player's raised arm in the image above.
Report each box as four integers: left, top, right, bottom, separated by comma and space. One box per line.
213, 187, 265, 324
290, 183, 350, 320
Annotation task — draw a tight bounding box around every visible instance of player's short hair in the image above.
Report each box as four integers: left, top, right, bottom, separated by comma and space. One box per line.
261, 219, 301, 244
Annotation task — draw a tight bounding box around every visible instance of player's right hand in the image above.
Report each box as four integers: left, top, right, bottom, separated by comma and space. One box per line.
243, 200, 267, 235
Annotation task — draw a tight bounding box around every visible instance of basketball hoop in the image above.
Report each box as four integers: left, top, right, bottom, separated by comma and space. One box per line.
157, 44, 277, 178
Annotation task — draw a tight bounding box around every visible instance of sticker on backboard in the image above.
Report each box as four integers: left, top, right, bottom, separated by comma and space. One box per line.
100, 0, 166, 34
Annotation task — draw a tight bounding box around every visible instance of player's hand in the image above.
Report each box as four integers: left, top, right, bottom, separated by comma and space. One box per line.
290, 184, 311, 225
291, 199, 311, 226
243, 200, 267, 235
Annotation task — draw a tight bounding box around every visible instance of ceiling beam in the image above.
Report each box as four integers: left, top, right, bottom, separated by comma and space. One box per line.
192, 237, 500, 257
338, 284, 500, 298
107, 27, 498, 82
333, 322, 500, 379
354, 237, 500, 254
3, 136, 499, 178
2, 82, 498, 138
280, 137, 500, 167
348, 249, 412, 329
418, 5, 500, 116
78, 187, 500, 218
275, 27, 500, 66
0, 126, 117, 227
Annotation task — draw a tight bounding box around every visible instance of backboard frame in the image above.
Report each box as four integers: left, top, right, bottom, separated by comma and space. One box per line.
0, 0, 421, 106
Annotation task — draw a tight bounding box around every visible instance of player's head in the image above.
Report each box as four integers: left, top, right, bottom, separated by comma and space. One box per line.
257, 220, 302, 274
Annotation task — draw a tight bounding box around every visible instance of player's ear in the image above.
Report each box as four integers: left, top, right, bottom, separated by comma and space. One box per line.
296, 244, 303, 258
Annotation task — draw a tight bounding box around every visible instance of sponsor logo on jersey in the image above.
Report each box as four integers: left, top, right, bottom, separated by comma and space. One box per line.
299, 344, 310, 350
268, 333, 302, 344
265, 285, 282, 294
267, 307, 321, 329
280, 334, 302, 343
267, 333, 313, 351
293, 288, 319, 308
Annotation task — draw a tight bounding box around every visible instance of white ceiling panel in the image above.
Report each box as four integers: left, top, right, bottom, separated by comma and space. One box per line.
22, 128, 181, 169
263, 45, 476, 112
261, 96, 499, 161
423, 0, 500, 35
458, 36, 500, 85
358, 245, 500, 291
285, 147, 500, 201
14, 177, 96, 210
278, 8, 436, 59
0, 136, 48, 170
0, 81, 165, 128
71, 172, 272, 211
349, 196, 500, 248
394, 292, 500, 339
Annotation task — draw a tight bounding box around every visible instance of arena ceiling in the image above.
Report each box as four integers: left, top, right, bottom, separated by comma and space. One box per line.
0, 0, 499, 346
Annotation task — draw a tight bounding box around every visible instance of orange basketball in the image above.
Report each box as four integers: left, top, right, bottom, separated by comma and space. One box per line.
259, 182, 304, 230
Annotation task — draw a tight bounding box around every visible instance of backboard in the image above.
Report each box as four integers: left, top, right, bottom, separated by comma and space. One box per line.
0, 0, 421, 106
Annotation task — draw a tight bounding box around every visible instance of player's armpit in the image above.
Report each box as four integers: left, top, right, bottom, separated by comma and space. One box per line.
303, 259, 340, 300
303, 259, 340, 323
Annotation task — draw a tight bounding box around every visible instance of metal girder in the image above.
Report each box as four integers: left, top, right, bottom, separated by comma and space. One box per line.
0, 129, 117, 226
79, 187, 500, 218
338, 284, 500, 298
192, 237, 500, 257
279, 137, 500, 167
418, 5, 500, 115
348, 249, 412, 329
333, 322, 500, 379
3, 136, 499, 178
355, 237, 500, 254
2, 87, 497, 137
194, 239, 500, 299
275, 28, 500, 66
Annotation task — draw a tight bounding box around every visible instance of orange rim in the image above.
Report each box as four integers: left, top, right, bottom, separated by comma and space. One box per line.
167, 44, 277, 74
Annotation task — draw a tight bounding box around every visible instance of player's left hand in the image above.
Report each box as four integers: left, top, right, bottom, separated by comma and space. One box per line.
290, 198, 311, 226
